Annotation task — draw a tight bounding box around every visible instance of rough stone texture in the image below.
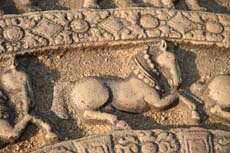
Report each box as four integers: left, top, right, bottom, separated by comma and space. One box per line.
0, 8, 230, 57
32, 127, 230, 153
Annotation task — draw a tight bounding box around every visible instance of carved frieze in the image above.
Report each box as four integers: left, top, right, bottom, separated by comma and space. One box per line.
0, 8, 230, 56
33, 128, 230, 153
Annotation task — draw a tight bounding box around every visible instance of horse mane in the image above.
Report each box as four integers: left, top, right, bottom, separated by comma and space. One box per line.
129, 45, 162, 90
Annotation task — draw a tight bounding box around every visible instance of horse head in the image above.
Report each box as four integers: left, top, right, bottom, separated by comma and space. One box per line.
155, 40, 182, 90
129, 40, 182, 91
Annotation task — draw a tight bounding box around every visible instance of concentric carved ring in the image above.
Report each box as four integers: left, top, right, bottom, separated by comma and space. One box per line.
140, 15, 159, 29
3, 26, 24, 42
70, 19, 90, 33
206, 21, 224, 34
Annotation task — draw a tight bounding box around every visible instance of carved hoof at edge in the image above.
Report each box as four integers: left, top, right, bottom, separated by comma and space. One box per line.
190, 111, 201, 125
115, 120, 132, 130
43, 132, 59, 146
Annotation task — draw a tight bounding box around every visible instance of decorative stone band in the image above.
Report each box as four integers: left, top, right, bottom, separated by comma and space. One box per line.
33, 128, 230, 153
0, 8, 230, 56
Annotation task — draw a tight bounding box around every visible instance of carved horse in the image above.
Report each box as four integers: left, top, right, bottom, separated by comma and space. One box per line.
66, 40, 200, 129
0, 0, 206, 15
0, 62, 57, 148
83, 0, 206, 11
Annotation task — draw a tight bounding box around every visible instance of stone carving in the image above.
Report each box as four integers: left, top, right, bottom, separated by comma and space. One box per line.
74, 135, 113, 153
151, 0, 206, 11
0, 60, 57, 148
83, 0, 206, 11
13, 0, 40, 13
52, 40, 200, 129
215, 136, 230, 153
114, 131, 179, 153
190, 74, 230, 121
32, 128, 230, 153
178, 130, 213, 153
0, 8, 229, 56
83, 0, 137, 8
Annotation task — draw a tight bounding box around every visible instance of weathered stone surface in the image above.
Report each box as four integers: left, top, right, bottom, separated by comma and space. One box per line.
32, 128, 230, 153
0, 8, 230, 57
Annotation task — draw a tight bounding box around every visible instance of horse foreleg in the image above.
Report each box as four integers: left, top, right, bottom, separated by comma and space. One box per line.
179, 94, 200, 124
145, 93, 178, 110
83, 110, 131, 130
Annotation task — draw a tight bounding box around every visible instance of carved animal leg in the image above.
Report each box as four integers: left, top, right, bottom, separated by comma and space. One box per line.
13, 0, 41, 13
83, 110, 131, 130
161, 0, 175, 9
210, 104, 230, 121
145, 93, 178, 110
114, 0, 137, 8
29, 116, 58, 144
185, 0, 206, 11
2, 115, 57, 144
5, 115, 32, 143
83, 0, 100, 8
179, 94, 200, 124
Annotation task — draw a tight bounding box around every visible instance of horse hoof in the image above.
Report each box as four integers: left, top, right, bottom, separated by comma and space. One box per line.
115, 120, 132, 130
45, 132, 59, 144
83, 3, 100, 9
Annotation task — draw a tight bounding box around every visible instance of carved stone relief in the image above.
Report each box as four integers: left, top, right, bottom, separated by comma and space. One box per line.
190, 74, 230, 121
83, 0, 206, 11
51, 40, 200, 129
0, 0, 229, 152
0, 62, 58, 148
33, 128, 230, 153
0, 7, 229, 57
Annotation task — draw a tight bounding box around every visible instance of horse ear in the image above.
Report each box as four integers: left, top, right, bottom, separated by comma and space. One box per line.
159, 40, 167, 51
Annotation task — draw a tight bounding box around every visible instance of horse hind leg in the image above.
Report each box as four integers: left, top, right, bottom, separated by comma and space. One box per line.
83, 110, 131, 130
114, 0, 137, 8
161, 0, 175, 9
83, 0, 100, 8
185, 0, 207, 11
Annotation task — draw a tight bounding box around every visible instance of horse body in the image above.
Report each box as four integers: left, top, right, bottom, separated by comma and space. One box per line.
71, 76, 159, 114
109, 77, 159, 113
68, 40, 199, 129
